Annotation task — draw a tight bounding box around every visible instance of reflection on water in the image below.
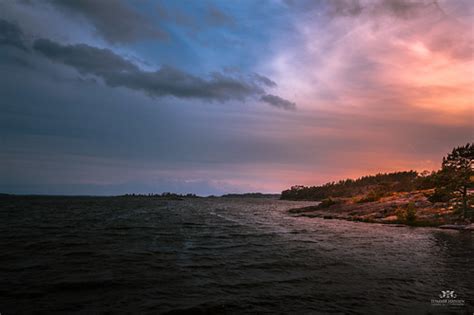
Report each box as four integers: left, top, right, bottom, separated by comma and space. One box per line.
0, 197, 472, 314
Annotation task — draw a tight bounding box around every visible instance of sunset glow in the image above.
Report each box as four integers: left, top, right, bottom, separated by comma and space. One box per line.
0, 0, 472, 195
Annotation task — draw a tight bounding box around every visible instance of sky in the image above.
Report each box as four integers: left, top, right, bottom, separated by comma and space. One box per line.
0, 0, 473, 195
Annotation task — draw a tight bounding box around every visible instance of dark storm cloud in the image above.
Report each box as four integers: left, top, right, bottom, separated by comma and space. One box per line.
33, 39, 138, 73
260, 94, 296, 110
45, 0, 167, 43
0, 19, 28, 51
285, 0, 433, 18
33, 38, 295, 104
253, 74, 277, 88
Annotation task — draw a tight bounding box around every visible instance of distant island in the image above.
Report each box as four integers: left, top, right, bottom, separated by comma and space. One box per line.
281, 143, 474, 229
221, 193, 280, 198
119, 192, 280, 199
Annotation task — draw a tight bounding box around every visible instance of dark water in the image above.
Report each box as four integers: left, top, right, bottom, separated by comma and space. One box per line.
0, 196, 473, 314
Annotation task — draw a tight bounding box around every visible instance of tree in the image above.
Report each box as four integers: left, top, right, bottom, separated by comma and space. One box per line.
435, 143, 474, 219
395, 202, 416, 224
405, 202, 417, 223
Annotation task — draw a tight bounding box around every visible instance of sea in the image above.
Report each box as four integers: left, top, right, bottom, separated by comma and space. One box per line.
0, 196, 472, 314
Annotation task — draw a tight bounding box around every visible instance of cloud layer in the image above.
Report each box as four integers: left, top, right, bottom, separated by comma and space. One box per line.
261, 94, 296, 110
32, 38, 292, 104
0, 17, 294, 107
0, 19, 27, 50
46, 0, 167, 43
0, 0, 472, 195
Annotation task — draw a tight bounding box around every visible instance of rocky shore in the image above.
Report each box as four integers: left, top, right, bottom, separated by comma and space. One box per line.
288, 189, 473, 230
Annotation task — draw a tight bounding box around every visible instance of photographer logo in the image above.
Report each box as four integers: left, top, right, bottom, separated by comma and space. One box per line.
439, 290, 457, 299
431, 290, 465, 307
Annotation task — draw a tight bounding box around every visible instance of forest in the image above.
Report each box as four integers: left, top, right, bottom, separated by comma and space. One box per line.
281, 143, 473, 219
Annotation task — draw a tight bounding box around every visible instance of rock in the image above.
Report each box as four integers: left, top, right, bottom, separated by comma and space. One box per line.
381, 215, 398, 222
439, 224, 469, 230
464, 224, 474, 231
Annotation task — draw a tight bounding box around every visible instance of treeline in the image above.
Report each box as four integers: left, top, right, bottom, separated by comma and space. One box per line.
221, 193, 280, 198
121, 192, 199, 199
281, 170, 437, 201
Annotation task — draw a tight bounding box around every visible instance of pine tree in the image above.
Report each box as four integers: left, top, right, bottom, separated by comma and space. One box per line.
436, 143, 474, 219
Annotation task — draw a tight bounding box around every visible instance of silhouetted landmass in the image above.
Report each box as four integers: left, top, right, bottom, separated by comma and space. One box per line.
0, 193, 202, 202
0, 192, 282, 200
221, 193, 280, 198
121, 192, 200, 200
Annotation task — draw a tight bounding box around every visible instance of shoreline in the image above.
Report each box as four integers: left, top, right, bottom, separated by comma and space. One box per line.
289, 210, 474, 231
286, 190, 474, 231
